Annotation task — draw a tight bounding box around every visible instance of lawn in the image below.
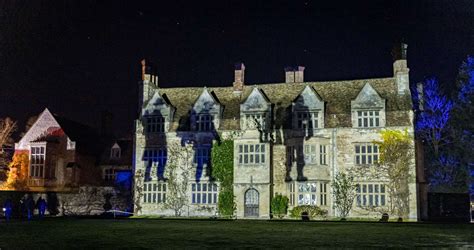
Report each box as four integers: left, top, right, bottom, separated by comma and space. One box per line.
0, 218, 472, 248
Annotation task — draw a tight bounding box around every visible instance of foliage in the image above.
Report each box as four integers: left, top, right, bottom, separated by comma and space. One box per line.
289, 205, 328, 219
415, 78, 453, 156
374, 129, 413, 218
0, 117, 16, 182
271, 193, 289, 219
211, 139, 235, 217
331, 172, 356, 218
133, 169, 145, 214
217, 189, 235, 217
414, 76, 468, 191
0, 117, 17, 148
164, 141, 194, 216
4, 151, 29, 190
451, 56, 474, 193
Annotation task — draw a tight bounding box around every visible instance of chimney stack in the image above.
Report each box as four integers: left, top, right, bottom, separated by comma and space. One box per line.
233, 62, 245, 92
141, 59, 158, 85
285, 66, 305, 83
140, 59, 158, 109
392, 43, 410, 95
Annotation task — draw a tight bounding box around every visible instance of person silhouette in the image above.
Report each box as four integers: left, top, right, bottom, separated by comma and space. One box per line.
3, 198, 12, 222
37, 197, 47, 218
25, 196, 34, 220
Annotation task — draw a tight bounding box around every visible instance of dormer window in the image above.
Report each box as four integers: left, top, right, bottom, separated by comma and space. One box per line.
351, 83, 386, 128
110, 143, 121, 159
296, 112, 319, 129
146, 116, 165, 133
240, 88, 272, 131
192, 88, 222, 132
357, 111, 380, 128
292, 86, 325, 130
245, 113, 266, 130
142, 90, 175, 134
196, 114, 213, 131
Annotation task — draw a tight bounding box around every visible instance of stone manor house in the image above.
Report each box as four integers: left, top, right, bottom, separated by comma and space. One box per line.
134, 45, 418, 220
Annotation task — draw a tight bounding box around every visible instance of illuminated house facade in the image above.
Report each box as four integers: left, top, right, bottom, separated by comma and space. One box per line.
134, 46, 418, 220
12, 109, 103, 191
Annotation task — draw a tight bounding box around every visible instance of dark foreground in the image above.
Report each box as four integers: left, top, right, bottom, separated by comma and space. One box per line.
0, 218, 472, 248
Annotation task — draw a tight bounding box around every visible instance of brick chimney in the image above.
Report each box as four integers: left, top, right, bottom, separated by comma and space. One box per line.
233, 62, 245, 92
392, 43, 410, 95
140, 59, 158, 108
295, 66, 305, 82
285, 66, 305, 83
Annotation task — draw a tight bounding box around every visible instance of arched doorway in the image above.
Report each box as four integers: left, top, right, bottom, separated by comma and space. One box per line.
244, 188, 259, 217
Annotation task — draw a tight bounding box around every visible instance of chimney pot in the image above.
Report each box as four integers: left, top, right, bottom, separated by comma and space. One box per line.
285, 66, 305, 83
233, 62, 245, 92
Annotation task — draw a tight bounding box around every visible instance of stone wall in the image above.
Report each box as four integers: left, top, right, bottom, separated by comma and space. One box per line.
0, 186, 130, 217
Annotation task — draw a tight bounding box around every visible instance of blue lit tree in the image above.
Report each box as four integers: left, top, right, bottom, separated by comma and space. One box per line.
414, 77, 467, 191
415, 78, 453, 156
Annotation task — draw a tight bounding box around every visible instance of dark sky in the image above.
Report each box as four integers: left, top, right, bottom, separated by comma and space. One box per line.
1, 0, 473, 137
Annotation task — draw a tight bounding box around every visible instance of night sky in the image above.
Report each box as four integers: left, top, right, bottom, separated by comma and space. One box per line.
1, 0, 473, 137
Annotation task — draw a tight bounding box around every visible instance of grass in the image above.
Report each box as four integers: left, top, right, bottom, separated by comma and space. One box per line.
0, 218, 472, 249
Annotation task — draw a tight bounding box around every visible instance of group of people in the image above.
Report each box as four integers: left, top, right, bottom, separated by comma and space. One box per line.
3, 196, 47, 221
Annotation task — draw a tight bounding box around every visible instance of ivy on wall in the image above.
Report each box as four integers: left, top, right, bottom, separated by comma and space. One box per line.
211, 139, 235, 217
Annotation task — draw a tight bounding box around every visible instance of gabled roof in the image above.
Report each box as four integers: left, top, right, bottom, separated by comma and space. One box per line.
143, 90, 173, 116
241, 87, 271, 112
293, 85, 324, 110
16, 108, 100, 155
192, 87, 221, 114
351, 83, 385, 109
155, 77, 412, 130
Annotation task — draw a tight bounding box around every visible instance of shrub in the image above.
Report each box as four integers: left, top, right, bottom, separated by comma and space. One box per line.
289, 205, 328, 220
271, 194, 289, 219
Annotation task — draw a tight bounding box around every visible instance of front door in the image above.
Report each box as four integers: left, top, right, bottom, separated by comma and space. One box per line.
244, 188, 259, 217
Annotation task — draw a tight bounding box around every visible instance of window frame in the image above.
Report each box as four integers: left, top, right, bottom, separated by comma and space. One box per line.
143, 182, 167, 204
194, 146, 211, 167
143, 148, 168, 180
356, 110, 381, 128
295, 111, 319, 130
30, 145, 46, 178
196, 114, 213, 131
103, 168, 116, 181
145, 115, 165, 133
244, 113, 267, 130
287, 143, 329, 167
191, 182, 218, 204
356, 183, 387, 207
237, 143, 266, 166
354, 143, 379, 165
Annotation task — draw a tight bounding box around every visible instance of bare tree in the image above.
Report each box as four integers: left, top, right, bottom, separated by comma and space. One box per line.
0, 117, 16, 183
164, 141, 194, 216
133, 169, 144, 215
331, 172, 356, 219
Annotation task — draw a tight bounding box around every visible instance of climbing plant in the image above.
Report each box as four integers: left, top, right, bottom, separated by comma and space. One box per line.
211, 139, 235, 217
374, 129, 413, 219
